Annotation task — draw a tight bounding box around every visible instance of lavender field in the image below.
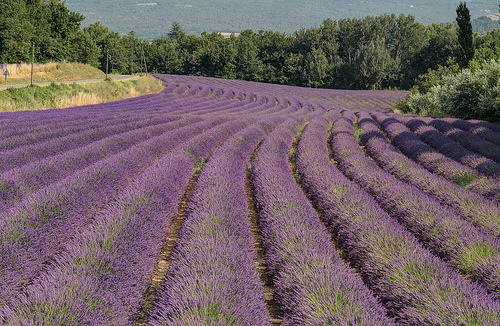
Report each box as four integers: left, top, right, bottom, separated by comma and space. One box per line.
1, 74, 500, 325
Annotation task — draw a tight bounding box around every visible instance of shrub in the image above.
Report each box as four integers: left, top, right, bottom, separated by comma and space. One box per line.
401, 60, 500, 122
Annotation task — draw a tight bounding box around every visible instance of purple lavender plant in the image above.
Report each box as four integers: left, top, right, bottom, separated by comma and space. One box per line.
356, 111, 500, 238
330, 116, 500, 299
250, 117, 394, 325
295, 115, 500, 324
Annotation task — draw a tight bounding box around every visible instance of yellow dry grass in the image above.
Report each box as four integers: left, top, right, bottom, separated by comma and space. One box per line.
0, 74, 165, 112
1, 62, 59, 78
0, 62, 105, 85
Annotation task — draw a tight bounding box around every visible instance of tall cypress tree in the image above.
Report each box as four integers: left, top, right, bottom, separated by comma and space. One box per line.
456, 1, 474, 69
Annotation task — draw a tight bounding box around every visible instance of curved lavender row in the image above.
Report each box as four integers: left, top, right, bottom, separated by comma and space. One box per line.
447, 118, 500, 146
356, 111, 500, 237
372, 113, 500, 202
256, 103, 292, 116
150, 98, 242, 116
0, 113, 123, 143
195, 98, 261, 116
0, 113, 170, 153
0, 108, 124, 130
160, 81, 178, 93
296, 115, 500, 324
227, 102, 277, 116
149, 119, 285, 325
163, 74, 407, 113
341, 110, 357, 121
400, 115, 500, 178
428, 118, 500, 165
137, 91, 237, 116
331, 116, 500, 298
0, 119, 254, 325
0, 118, 249, 305
0, 116, 204, 212
469, 119, 500, 134
95, 93, 217, 116
208, 99, 290, 118
251, 117, 393, 325
0, 114, 181, 172
168, 95, 222, 112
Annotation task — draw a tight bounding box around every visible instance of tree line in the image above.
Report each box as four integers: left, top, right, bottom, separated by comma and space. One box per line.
1, 0, 499, 90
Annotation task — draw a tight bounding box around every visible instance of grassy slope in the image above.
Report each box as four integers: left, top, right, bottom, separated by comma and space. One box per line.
0, 62, 105, 85
0, 63, 165, 112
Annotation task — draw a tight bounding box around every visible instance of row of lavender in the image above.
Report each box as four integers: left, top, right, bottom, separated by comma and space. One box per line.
0, 75, 295, 323
1, 73, 500, 324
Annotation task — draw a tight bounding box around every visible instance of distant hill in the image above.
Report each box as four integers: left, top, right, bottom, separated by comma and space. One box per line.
472, 15, 500, 35
66, 0, 498, 39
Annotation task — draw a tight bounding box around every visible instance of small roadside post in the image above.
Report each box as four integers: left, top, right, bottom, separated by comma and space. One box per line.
106, 49, 109, 80
3, 68, 10, 82
31, 42, 34, 86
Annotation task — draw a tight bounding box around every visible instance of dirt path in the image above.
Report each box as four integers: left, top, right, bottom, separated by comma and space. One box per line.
134, 173, 199, 325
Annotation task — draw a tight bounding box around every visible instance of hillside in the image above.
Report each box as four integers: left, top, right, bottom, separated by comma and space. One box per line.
0, 63, 164, 111
65, 0, 498, 39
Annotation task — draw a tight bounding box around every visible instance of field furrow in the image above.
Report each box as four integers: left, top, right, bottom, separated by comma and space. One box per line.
2, 74, 499, 325
373, 113, 500, 202
356, 111, 500, 237
331, 114, 500, 298
296, 115, 500, 324
250, 117, 393, 325
148, 119, 284, 325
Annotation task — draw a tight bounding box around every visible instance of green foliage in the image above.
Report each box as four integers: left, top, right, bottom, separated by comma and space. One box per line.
167, 22, 185, 41
472, 16, 500, 36
2, 2, 500, 93
456, 2, 475, 69
402, 23, 458, 89
401, 60, 500, 123
412, 63, 460, 94
439, 60, 500, 122
355, 38, 399, 89
473, 29, 500, 64
195, 158, 206, 174
397, 87, 443, 117
301, 48, 328, 87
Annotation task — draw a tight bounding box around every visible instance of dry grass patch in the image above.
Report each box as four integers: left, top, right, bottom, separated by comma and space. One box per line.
0, 62, 104, 85
0, 75, 164, 112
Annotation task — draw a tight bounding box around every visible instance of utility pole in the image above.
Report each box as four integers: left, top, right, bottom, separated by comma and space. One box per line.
140, 46, 144, 74
106, 49, 109, 80
31, 42, 34, 86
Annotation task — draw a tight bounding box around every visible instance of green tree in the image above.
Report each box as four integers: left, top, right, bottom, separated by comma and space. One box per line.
319, 19, 340, 64
355, 38, 399, 89
146, 37, 182, 74
439, 60, 500, 121
34, 1, 86, 62
301, 47, 328, 87
167, 22, 185, 41
256, 30, 294, 83
187, 32, 237, 78
0, 0, 33, 62
235, 30, 265, 81
473, 29, 500, 63
82, 22, 124, 72
456, 1, 475, 69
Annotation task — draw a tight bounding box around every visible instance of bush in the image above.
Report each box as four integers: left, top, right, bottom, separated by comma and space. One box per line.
398, 86, 443, 117
400, 60, 500, 123
440, 60, 500, 122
